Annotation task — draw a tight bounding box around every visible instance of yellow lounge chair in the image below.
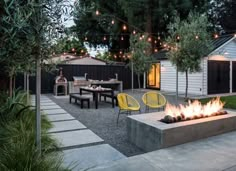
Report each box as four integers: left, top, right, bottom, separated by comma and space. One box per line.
117, 93, 140, 124
142, 91, 166, 112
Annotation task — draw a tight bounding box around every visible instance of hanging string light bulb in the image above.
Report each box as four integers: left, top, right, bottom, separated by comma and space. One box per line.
154, 48, 158, 52
95, 10, 99, 16
133, 30, 136, 35
85, 37, 88, 41
158, 36, 161, 40
148, 37, 152, 42
111, 19, 115, 25
121, 36, 124, 41
154, 40, 157, 44
103, 36, 107, 41
195, 35, 199, 40
214, 34, 219, 39
122, 24, 127, 31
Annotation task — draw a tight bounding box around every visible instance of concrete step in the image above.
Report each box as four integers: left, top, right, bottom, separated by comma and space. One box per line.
63, 144, 126, 171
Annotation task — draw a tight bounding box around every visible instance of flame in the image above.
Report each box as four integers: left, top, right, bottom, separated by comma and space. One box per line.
165, 97, 225, 119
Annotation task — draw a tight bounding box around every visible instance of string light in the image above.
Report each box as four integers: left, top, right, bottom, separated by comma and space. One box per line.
234, 33, 236, 37
214, 34, 219, 39
111, 19, 115, 24
176, 36, 180, 40
195, 35, 199, 39
81, 49, 84, 53
154, 48, 158, 52
63, 52, 66, 55
72, 48, 75, 52
119, 51, 122, 54
154, 40, 157, 44
85, 37, 88, 41
95, 10, 99, 16
133, 30, 136, 34
103, 36, 107, 41
158, 36, 161, 40
122, 24, 127, 31
148, 37, 152, 42
121, 36, 124, 40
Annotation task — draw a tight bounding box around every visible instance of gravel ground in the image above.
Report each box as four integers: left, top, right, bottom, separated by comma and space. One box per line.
48, 89, 185, 157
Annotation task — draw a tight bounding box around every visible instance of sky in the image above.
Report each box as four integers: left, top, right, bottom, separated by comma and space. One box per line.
63, 0, 107, 57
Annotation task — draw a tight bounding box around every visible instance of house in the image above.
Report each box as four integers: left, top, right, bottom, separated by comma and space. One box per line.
47, 54, 107, 65
65, 56, 106, 65
147, 34, 236, 96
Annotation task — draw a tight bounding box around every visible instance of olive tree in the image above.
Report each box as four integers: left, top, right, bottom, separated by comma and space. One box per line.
166, 12, 212, 98
128, 33, 154, 88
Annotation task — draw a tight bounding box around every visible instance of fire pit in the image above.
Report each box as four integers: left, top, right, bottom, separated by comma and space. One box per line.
127, 99, 236, 152
161, 98, 227, 124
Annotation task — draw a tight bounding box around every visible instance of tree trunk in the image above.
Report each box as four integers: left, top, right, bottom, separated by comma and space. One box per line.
26, 73, 30, 104
13, 75, 16, 90
24, 72, 27, 91
143, 72, 146, 89
9, 76, 13, 97
138, 73, 141, 89
185, 70, 188, 99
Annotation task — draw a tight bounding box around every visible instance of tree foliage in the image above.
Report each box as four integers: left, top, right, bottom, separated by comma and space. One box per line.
0, 0, 70, 94
128, 33, 154, 88
208, 0, 236, 33
52, 37, 87, 55
166, 12, 212, 98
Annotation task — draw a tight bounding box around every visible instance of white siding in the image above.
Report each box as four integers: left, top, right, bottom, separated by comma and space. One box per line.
202, 58, 208, 95
160, 60, 206, 95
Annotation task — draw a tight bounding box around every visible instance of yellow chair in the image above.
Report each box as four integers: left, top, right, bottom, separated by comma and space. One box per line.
117, 93, 140, 124
142, 91, 166, 112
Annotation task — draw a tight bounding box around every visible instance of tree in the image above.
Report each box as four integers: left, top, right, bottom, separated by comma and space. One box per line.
72, 0, 209, 59
0, 0, 71, 154
166, 12, 212, 98
128, 33, 154, 88
208, 0, 236, 33
52, 36, 87, 55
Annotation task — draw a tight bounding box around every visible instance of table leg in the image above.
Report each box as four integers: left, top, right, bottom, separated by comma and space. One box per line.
80, 89, 82, 95
95, 92, 98, 109
111, 91, 114, 108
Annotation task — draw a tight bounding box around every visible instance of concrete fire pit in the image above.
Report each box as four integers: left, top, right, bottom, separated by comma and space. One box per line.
127, 111, 236, 152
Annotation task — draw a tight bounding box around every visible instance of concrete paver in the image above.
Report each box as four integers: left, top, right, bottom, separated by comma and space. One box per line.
51, 130, 104, 148
49, 120, 86, 133
63, 144, 126, 171
47, 114, 75, 122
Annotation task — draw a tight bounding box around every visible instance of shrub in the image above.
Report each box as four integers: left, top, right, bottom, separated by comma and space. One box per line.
0, 90, 69, 170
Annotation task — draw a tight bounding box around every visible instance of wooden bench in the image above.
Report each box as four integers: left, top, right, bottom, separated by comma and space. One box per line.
100, 92, 118, 106
69, 94, 90, 109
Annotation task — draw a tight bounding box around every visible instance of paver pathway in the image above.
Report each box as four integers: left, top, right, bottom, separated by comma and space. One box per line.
31, 95, 126, 171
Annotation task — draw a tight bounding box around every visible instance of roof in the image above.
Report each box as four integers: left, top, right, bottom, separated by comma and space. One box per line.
153, 34, 235, 60
66, 56, 107, 63
211, 34, 234, 52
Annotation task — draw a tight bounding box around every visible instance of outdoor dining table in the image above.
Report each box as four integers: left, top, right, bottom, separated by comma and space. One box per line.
79, 86, 114, 109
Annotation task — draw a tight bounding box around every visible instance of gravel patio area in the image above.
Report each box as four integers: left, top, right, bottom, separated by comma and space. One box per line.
48, 89, 185, 157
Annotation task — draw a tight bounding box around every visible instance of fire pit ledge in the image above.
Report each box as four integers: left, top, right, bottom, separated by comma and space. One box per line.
127, 111, 236, 152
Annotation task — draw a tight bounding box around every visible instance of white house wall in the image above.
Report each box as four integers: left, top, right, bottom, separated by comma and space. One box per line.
160, 60, 207, 96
